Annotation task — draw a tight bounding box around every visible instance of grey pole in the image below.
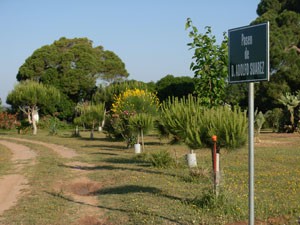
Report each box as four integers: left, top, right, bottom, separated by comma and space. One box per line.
248, 82, 255, 225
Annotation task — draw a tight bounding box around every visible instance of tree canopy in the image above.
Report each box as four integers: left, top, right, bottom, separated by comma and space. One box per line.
155, 75, 195, 102
253, 0, 300, 111
92, 80, 152, 111
7, 80, 61, 116
6, 80, 61, 134
17, 37, 129, 103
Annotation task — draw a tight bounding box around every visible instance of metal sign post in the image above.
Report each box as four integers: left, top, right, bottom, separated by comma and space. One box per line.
248, 82, 255, 225
228, 22, 269, 225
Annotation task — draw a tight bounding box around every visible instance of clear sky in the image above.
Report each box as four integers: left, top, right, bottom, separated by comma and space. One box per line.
0, 0, 260, 105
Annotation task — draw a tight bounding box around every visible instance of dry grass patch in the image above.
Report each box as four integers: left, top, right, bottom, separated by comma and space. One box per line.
70, 180, 102, 196
73, 215, 114, 225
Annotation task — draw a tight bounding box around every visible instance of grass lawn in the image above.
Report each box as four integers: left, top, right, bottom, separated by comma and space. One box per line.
0, 129, 299, 225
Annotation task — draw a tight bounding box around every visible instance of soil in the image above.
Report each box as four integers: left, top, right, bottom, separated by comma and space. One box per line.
2, 137, 78, 158
0, 140, 36, 215
0, 137, 104, 224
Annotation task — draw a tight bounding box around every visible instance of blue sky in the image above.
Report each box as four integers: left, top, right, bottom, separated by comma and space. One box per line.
0, 0, 260, 105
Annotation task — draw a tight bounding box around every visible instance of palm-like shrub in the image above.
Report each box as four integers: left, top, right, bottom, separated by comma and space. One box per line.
278, 92, 300, 132
74, 102, 105, 139
129, 113, 153, 151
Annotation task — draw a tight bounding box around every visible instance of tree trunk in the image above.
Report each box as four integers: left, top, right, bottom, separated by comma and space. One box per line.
90, 122, 94, 140
101, 108, 106, 129
141, 129, 145, 151
32, 120, 37, 135
75, 125, 80, 136
32, 107, 39, 135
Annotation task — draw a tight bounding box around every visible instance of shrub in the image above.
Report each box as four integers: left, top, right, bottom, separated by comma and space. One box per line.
16, 120, 31, 134
264, 108, 284, 132
207, 106, 248, 149
38, 115, 71, 134
160, 95, 247, 150
131, 151, 176, 168
191, 188, 240, 216
108, 89, 159, 147
160, 95, 206, 149
0, 112, 20, 130
109, 111, 137, 147
148, 150, 175, 168
112, 88, 159, 115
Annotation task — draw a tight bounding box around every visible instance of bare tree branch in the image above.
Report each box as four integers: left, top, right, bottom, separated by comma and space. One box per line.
286, 45, 300, 54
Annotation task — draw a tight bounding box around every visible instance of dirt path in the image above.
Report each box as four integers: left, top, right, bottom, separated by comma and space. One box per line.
0, 140, 36, 215
0, 137, 104, 223
0, 137, 78, 216
1, 137, 78, 158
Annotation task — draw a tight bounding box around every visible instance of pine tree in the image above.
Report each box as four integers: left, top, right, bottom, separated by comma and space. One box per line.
253, 0, 300, 111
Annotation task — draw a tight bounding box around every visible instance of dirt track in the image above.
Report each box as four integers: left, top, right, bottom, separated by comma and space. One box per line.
0, 140, 36, 215
0, 138, 77, 215
0, 137, 105, 224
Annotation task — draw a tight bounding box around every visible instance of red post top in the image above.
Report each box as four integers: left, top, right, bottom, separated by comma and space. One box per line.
212, 135, 217, 142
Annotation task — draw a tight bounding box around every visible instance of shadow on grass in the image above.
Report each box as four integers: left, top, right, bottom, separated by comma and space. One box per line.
91, 184, 184, 202
92, 184, 161, 195
45, 185, 183, 224
103, 156, 149, 165
89, 151, 119, 156
59, 163, 175, 178
82, 144, 127, 151
143, 141, 162, 146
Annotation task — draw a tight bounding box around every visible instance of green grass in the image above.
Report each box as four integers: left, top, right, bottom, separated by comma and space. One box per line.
0, 130, 299, 224
0, 144, 12, 176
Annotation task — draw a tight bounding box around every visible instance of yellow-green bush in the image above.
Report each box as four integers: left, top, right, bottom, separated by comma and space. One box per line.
108, 88, 159, 147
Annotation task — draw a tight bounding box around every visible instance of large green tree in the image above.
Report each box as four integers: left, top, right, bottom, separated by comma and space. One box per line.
252, 0, 300, 111
155, 75, 195, 102
6, 81, 61, 135
17, 37, 129, 103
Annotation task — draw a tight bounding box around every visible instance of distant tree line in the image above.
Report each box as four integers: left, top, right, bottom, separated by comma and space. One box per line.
4, 0, 300, 133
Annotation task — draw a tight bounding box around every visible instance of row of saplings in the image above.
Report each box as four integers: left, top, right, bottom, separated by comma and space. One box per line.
75, 89, 248, 168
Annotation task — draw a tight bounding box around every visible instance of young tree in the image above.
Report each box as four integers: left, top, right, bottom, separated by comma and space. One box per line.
129, 113, 153, 151
110, 88, 159, 148
254, 109, 266, 142
6, 81, 61, 135
185, 18, 228, 107
74, 102, 105, 139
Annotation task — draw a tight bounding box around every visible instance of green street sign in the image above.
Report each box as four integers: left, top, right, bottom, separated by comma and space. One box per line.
228, 22, 269, 83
